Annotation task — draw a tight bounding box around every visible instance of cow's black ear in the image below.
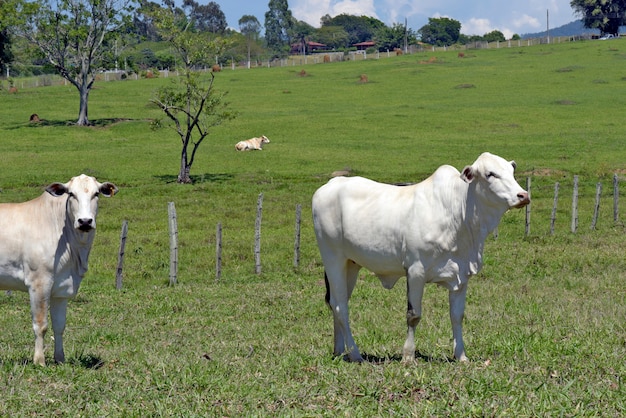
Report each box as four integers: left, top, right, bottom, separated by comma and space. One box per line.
461, 166, 475, 183
46, 182, 68, 197
510, 160, 517, 170
99, 182, 118, 197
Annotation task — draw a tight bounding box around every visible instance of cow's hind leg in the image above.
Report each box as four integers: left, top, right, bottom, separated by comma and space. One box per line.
50, 297, 69, 364
29, 288, 49, 366
324, 260, 363, 362
403, 272, 425, 363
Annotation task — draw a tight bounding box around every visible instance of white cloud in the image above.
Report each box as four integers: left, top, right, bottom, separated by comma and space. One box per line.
462, 18, 493, 36
292, 0, 378, 27
512, 14, 541, 30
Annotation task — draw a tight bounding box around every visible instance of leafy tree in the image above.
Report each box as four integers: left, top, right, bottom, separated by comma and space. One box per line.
264, 0, 293, 57
483, 30, 506, 42
7, 0, 135, 125
239, 14, 260, 68
290, 19, 314, 55
571, 0, 626, 36
132, 0, 164, 41
312, 25, 349, 50
182, 0, 226, 33
0, 0, 14, 76
375, 22, 416, 51
149, 4, 236, 183
418, 17, 461, 46
321, 14, 385, 46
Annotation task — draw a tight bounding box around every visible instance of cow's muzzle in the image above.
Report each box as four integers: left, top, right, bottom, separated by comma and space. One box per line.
77, 218, 94, 231
513, 191, 530, 208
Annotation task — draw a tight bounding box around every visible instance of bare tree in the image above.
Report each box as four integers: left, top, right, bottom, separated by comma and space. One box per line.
13, 0, 134, 125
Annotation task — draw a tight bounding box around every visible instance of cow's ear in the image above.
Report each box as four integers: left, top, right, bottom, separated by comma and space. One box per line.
46, 182, 68, 197
99, 182, 118, 197
461, 165, 475, 183
510, 160, 517, 170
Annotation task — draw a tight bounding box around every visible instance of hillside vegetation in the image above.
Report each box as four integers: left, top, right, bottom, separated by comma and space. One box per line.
0, 39, 624, 416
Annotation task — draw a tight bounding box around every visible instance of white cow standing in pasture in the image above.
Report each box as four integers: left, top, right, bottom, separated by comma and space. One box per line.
235, 135, 270, 151
0, 175, 118, 366
312, 152, 530, 363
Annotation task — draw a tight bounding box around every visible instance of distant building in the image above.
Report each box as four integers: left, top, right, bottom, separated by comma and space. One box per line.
353, 41, 376, 50
290, 41, 328, 55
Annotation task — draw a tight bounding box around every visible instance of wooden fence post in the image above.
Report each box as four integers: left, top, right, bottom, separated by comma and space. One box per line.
614, 173, 619, 222
255, 193, 263, 275
571, 175, 578, 233
550, 182, 559, 235
294, 204, 301, 268
591, 182, 602, 230
215, 222, 222, 282
525, 177, 531, 236
116, 220, 128, 290
168, 202, 178, 286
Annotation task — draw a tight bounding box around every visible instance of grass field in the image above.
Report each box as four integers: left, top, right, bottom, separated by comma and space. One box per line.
0, 39, 625, 416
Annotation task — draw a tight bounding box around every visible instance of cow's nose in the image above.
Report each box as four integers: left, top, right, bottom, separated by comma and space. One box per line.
516, 191, 530, 206
78, 218, 94, 231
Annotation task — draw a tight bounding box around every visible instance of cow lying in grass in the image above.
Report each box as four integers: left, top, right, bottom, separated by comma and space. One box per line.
235, 135, 270, 151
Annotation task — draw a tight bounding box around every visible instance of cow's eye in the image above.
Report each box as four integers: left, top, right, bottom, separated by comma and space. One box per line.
486, 172, 499, 179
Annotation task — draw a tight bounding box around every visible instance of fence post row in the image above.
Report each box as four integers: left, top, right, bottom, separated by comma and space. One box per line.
168, 202, 178, 286
116, 220, 128, 290
550, 182, 559, 235
215, 222, 222, 282
116, 174, 622, 286
591, 183, 602, 230
614, 174, 619, 222
294, 204, 302, 269
525, 177, 531, 236
571, 175, 579, 233
254, 193, 263, 275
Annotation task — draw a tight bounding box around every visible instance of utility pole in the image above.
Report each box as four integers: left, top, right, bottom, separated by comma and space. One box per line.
546, 9, 550, 44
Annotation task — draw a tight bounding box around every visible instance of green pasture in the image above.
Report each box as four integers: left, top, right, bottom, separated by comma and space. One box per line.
0, 39, 625, 416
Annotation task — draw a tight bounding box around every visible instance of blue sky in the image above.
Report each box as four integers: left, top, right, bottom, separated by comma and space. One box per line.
216, 0, 578, 39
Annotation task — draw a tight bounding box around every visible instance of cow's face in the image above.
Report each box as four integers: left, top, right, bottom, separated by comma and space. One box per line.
261, 136, 270, 144
46, 174, 118, 232
461, 152, 530, 209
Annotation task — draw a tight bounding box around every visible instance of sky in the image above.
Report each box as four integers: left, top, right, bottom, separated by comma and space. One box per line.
216, 0, 578, 39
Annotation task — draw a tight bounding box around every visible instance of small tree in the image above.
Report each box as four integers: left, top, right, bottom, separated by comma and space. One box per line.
150, 4, 235, 184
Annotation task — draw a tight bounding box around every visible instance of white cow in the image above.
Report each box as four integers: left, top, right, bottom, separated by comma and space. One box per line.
312, 152, 530, 363
235, 135, 270, 151
0, 175, 118, 366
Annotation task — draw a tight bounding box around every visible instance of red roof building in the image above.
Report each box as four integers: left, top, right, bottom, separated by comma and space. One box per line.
353, 41, 376, 50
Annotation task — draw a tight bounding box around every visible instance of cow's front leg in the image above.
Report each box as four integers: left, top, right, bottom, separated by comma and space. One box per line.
50, 297, 69, 364
449, 283, 469, 362
403, 274, 425, 363
29, 288, 49, 366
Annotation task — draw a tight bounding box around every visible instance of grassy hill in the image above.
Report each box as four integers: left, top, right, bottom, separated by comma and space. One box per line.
0, 39, 625, 415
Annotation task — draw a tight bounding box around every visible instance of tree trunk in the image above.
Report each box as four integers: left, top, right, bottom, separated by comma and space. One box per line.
178, 147, 192, 183
77, 82, 90, 126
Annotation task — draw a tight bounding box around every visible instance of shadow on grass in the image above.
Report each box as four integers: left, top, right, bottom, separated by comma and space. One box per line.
0, 354, 105, 369
342, 351, 453, 364
9, 117, 152, 129
69, 353, 105, 370
154, 173, 234, 184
